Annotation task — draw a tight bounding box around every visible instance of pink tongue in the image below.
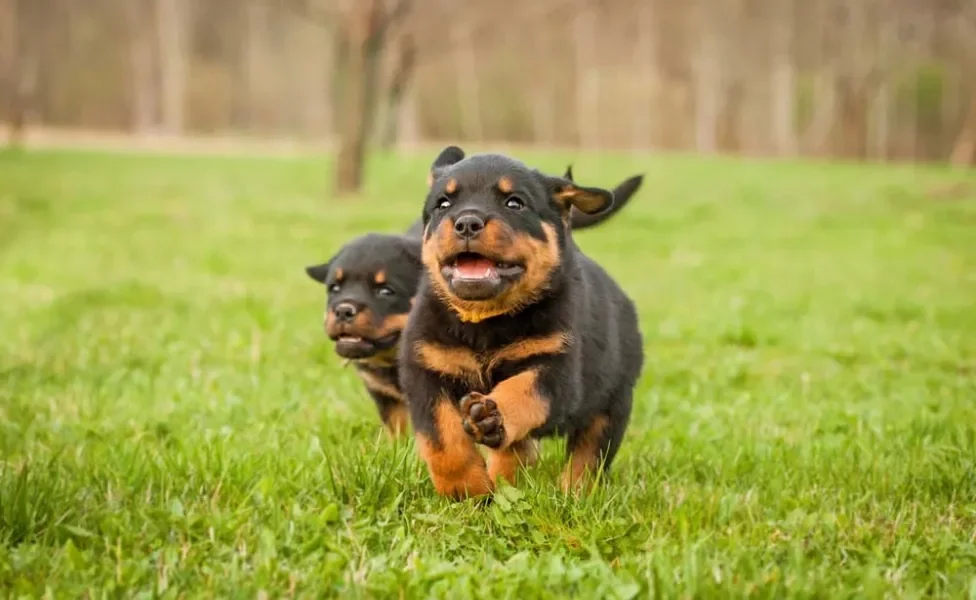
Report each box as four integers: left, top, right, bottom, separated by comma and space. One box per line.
455, 257, 496, 279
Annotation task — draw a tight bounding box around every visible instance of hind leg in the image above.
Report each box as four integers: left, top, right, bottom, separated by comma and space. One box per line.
366, 390, 410, 439
560, 391, 633, 493
377, 398, 410, 439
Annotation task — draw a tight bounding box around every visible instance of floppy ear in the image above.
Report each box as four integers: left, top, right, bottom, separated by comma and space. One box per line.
547, 176, 614, 215
305, 261, 331, 283
427, 145, 466, 187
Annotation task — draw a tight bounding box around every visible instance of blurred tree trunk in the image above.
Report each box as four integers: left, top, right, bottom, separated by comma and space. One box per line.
719, 80, 744, 151
454, 20, 482, 141
331, 25, 349, 144
831, 1, 881, 160
836, 78, 869, 159
529, 30, 554, 145
156, 0, 186, 135
769, 0, 796, 157
870, 80, 890, 161
692, 0, 722, 154
574, 1, 599, 148
869, 13, 895, 162
396, 78, 419, 150
378, 34, 415, 149
634, 0, 658, 151
740, 0, 771, 156
333, 0, 410, 195
126, 0, 158, 135
802, 0, 835, 157
242, 0, 270, 132
334, 0, 383, 195
288, 6, 332, 137
0, 0, 24, 147
950, 98, 976, 166
949, 9, 976, 166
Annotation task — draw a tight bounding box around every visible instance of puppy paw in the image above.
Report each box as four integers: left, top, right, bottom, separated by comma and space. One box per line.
460, 392, 505, 448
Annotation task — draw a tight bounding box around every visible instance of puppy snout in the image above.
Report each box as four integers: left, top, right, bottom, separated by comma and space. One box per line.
334, 302, 359, 322
453, 212, 486, 240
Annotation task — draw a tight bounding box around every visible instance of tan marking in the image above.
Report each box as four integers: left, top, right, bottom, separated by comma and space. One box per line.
357, 368, 405, 403
413, 333, 569, 387
478, 218, 514, 256
325, 305, 372, 339
354, 353, 397, 369
414, 341, 483, 386
497, 176, 513, 194
376, 313, 408, 338
422, 221, 562, 323
330, 310, 407, 365
416, 399, 492, 498
445, 178, 458, 194
374, 270, 387, 285
335, 268, 344, 282
488, 368, 550, 445
383, 403, 410, 439
554, 184, 609, 215
487, 438, 539, 485
348, 313, 409, 368
487, 332, 571, 371
560, 415, 610, 493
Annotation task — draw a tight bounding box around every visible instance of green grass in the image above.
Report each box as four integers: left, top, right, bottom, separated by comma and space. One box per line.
1, 147, 975, 598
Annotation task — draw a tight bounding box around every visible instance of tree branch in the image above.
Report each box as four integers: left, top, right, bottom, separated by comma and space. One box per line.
373, 0, 412, 43
276, 0, 338, 28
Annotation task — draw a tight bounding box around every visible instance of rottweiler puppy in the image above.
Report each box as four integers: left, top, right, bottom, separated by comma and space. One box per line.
398, 146, 644, 499
305, 167, 644, 440
305, 233, 422, 437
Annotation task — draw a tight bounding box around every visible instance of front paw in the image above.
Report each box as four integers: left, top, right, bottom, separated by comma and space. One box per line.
460, 392, 505, 448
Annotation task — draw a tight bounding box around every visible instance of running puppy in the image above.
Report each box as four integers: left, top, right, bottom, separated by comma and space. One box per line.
399, 146, 644, 499
306, 234, 422, 437
305, 168, 644, 439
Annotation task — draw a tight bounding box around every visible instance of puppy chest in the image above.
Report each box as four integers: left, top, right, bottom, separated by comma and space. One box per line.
414, 332, 571, 391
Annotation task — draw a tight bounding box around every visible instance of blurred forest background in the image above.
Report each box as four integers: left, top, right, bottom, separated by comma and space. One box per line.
1, 0, 975, 192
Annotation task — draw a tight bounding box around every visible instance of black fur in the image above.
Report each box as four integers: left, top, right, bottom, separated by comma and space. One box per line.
399, 146, 644, 497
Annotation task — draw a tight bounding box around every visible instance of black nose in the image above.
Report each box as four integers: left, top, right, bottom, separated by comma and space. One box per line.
334, 302, 358, 321
454, 213, 485, 239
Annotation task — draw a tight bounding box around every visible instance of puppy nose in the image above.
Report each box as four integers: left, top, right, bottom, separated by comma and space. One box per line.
334, 302, 358, 321
454, 213, 485, 240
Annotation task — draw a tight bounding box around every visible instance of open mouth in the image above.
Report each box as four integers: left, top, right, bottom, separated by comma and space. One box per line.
330, 331, 400, 359
440, 252, 524, 300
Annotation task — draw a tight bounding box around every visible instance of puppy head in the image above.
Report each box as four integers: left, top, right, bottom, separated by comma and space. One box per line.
305, 233, 422, 363
420, 146, 614, 322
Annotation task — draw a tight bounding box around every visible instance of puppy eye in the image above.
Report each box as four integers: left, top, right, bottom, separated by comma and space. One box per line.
328, 283, 341, 293
436, 197, 452, 211
505, 196, 525, 211
376, 286, 395, 297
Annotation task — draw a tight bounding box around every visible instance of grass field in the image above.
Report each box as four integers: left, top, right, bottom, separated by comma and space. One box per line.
1, 147, 975, 598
